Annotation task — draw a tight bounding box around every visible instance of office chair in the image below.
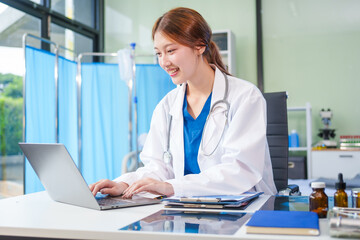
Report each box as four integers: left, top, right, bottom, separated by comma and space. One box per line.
263, 92, 300, 195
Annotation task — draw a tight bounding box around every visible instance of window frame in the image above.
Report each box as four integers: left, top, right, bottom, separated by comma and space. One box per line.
0, 0, 104, 53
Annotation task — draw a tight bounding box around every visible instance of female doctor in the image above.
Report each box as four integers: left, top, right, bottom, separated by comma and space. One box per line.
90, 7, 277, 198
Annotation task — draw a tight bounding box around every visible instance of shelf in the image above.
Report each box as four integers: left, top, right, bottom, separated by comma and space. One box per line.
213, 30, 236, 75
289, 147, 307, 151
219, 50, 228, 55
288, 107, 307, 111
287, 102, 312, 178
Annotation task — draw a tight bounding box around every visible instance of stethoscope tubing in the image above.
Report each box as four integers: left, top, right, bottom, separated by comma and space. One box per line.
163, 72, 230, 163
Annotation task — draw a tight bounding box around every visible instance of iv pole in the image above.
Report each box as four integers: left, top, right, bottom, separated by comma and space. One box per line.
130, 43, 139, 168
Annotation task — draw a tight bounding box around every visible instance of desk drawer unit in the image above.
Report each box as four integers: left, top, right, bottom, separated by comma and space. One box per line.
311, 150, 360, 179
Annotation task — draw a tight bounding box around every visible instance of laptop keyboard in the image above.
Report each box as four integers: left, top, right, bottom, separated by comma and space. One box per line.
97, 197, 128, 206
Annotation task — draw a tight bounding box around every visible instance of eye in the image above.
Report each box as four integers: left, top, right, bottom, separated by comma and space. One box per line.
155, 52, 162, 57
167, 49, 175, 54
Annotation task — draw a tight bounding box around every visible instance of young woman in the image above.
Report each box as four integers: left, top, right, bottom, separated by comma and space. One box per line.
90, 7, 277, 198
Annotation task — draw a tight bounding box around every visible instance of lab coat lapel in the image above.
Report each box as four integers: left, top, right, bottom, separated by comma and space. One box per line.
211, 67, 227, 105
168, 84, 186, 179
199, 67, 228, 157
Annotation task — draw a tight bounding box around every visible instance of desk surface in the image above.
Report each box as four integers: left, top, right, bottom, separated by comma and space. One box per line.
0, 192, 341, 240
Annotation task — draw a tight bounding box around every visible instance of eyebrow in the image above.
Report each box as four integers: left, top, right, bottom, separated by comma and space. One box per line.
154, 43, 177, 50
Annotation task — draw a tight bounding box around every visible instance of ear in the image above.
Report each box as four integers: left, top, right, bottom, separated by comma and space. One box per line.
195, 45, 206, 55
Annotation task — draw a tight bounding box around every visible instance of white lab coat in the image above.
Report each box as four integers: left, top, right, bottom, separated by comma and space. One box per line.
114, 66, 277, 196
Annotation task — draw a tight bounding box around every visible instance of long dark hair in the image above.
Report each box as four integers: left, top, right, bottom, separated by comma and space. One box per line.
152, 7, 231, 76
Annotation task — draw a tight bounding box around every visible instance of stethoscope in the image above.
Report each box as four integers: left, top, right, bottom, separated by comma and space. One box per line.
163, 72, 230, 165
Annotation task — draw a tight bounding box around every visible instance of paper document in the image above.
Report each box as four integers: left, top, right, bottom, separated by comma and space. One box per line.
163, 192, 263, 209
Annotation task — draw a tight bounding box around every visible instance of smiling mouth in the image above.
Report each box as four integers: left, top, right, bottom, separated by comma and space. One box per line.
167, 68, 179, 76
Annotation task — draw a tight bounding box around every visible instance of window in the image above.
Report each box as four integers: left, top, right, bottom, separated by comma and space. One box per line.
0, 0, 103, 198
52, 0, 94, 28
0, 3, 41, 199
50, 23, 93, 59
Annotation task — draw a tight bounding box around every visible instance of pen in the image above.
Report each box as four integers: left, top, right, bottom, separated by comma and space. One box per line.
155, 195, 167, 200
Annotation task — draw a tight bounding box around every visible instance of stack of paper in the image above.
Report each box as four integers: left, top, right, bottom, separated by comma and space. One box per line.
163, 192, 263, 209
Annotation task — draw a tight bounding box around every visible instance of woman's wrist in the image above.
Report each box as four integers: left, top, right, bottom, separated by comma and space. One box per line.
119, 181, 129, 189
165, 182, 174, 197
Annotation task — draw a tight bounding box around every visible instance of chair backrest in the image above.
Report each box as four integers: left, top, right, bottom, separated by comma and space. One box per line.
263, 92, 289, 192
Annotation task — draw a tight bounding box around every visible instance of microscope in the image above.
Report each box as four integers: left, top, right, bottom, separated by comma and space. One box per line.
316, 108, 337, 148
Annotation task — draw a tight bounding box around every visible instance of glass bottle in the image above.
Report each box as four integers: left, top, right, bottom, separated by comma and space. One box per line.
334, 173, 348, 207
352, 188, 360, 208
309, 182, 328, 218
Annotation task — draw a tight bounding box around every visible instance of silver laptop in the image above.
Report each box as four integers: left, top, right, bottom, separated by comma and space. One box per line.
19, 143, 161, 210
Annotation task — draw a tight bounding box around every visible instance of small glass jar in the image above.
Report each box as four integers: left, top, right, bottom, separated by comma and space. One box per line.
334, 173, 348, 207
334, 188, 348, 207
351, 188, 360, 208
309, 182, 328, 218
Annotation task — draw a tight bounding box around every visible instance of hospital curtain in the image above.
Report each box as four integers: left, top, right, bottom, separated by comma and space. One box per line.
81, 63, 128, 184
58, 56, 78, 166
24, 46, 56, 193
25, 50, 174, 192
80, 63, 174, 184
25, 48, 79, 194
136, 64, 175, 136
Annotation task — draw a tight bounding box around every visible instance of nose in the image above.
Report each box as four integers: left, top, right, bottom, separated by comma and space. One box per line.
159, 55, 170, 69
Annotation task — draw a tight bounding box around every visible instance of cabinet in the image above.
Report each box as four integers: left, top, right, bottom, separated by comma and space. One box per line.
212, 30, 236, 75
288, 102, 312, 178
312, 150, 360, 179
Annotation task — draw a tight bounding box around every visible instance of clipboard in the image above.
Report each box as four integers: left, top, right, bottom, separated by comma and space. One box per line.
163, 192, 263, 209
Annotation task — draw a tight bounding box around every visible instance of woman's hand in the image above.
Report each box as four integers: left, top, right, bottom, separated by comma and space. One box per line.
89, 179, 129, 196
122, 177, 174, 199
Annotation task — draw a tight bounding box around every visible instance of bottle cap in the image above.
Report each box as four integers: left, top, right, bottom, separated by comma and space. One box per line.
352, 188, 360, 196
311, 182, 325, 189
335, 173, 346, 190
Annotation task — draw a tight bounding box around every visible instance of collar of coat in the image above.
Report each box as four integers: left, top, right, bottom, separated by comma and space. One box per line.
168, 65, 227, 120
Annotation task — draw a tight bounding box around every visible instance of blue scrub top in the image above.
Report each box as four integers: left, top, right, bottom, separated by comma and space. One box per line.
183, 91, 212, 175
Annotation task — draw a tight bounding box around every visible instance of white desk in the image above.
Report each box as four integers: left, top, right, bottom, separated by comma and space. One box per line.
0, 192, 338, 239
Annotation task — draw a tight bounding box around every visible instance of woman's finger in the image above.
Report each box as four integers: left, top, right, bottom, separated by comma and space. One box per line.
123, 181, 148, 198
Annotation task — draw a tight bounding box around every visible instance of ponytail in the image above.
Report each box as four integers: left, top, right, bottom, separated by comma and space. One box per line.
205, 40, 231, 76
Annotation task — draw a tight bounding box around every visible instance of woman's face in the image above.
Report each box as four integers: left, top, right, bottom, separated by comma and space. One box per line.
154, 32, 202, 85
